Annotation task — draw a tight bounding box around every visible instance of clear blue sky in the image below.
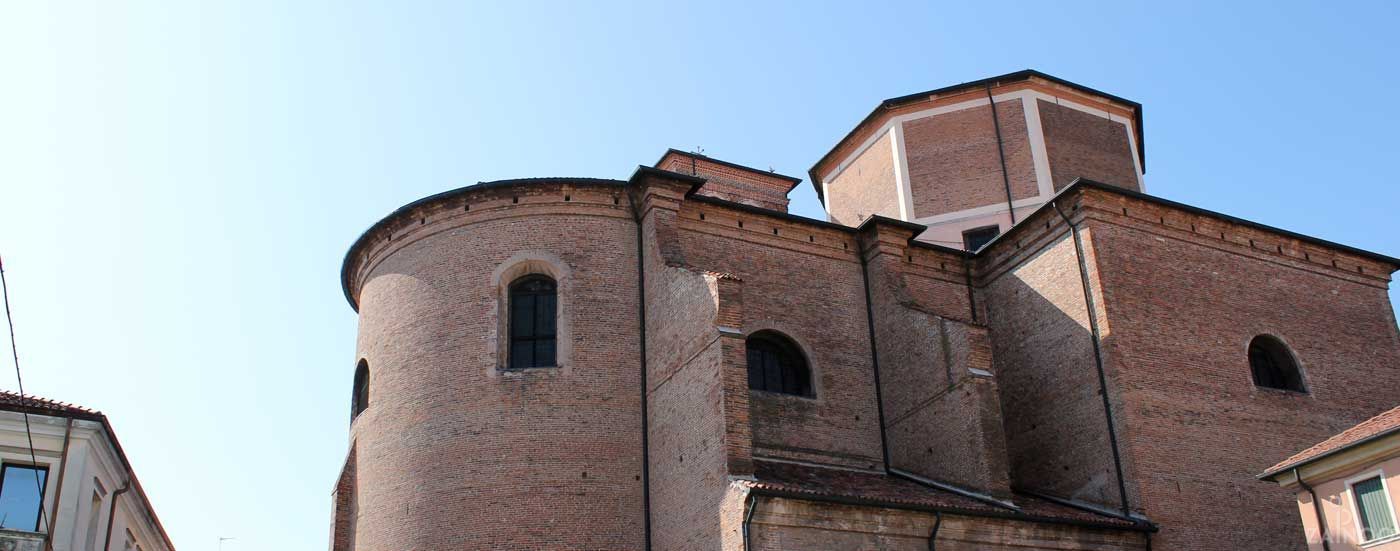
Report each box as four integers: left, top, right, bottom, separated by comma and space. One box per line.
1, 1, 1397, 549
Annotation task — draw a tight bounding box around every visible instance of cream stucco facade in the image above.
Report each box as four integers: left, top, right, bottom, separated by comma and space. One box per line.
0, 398, 171, 551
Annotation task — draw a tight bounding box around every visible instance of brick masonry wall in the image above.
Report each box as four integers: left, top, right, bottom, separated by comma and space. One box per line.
748, 497, 1148, 550
657, 152, 794, 212
826, 132, 900, 227
328, 448, 355, 551
1039, 100, 1139, 191
1078, 188, 1400, 551
638, 177, 743, 551
976, 208, 1133, 512
346, 182, 646, 550
674, 200, 885, 471
904, 100, 1038, 218
810, 76, 1138, 189
861, 223, 1012, 498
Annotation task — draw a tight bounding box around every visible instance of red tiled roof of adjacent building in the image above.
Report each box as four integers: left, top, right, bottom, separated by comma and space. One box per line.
0, 389, 103, 420
0, 389, 176, 550
1262, 405, 1400, 478
742, 460, 1150, 530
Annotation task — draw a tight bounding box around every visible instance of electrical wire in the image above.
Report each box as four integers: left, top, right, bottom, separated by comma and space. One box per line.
0, 255, 52, 535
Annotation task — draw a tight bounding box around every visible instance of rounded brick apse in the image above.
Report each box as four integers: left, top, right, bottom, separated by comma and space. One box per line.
338, 179, 645, 550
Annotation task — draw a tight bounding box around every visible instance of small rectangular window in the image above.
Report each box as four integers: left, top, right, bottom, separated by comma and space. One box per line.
962, 225, 1000, 252
0, 464, 49, 532
1353, 475, 1397, 542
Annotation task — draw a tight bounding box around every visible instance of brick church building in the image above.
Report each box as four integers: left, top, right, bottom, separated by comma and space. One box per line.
329, 70, 1400, 550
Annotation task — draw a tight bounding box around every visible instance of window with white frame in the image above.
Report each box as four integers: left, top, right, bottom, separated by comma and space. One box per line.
1349, 472, 1397, 543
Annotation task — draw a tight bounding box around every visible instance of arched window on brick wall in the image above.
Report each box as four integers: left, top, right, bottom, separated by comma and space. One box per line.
1249, 335, 1306, 392
746, 331, 812, 397
508, 275, 557, 369
351, 359, 370, 421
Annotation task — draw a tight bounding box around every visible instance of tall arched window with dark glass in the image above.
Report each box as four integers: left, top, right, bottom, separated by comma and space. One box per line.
351, 359, 369, 421
746, 331, 812, 397
509, 275, 557, 369
1249, 335, 1306, 392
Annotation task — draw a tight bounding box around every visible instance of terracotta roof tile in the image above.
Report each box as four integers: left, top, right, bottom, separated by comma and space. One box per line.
743, 460, 1144, 529
0, 389, 103, 419
1263, 404, 1400, 477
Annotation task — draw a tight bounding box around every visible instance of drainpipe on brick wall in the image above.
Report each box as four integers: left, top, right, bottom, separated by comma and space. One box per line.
927, 511, 942, 551
986, 84, 1017, 226
961, 255, 979, 323
742, 493, 759, 550
1051, 200, 1131, 517
627, 191, 654, 551
858, 241, 893, 472
42, 418, 73, 551
102, 483, 130, 551
1295, 468, 1332, 551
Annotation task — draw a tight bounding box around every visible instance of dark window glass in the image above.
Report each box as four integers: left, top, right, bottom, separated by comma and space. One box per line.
509, 275, 557, 369
351, 360, 370, 421
1249, 335, 1305, 392
0, 464, 48, 531
962, 225, 1000, 251
745, 331, 812, 397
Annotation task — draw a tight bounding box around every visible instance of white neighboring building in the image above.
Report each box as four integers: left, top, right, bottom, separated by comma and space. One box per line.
0, 391, 171, 551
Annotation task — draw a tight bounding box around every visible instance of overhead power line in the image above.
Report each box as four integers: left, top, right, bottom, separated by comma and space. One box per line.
0, 255, 52, 540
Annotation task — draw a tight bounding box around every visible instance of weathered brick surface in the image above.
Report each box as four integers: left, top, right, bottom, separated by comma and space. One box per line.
1078, 189, 1400, 550
328, 447, 356, 551
904, 100, 1038, 218
861, 222, 1012, 498
637, 175, 749, 551
675, 200, 886, 471
1039, 100, 1139, 191
977, 215, 1132, 512
810, 75, 1139, 191
748, 497, 1148, 550
347, 182, 645, 550
657, 151, 795, 212
825, 131, 899, 226
335, 162, 1397, 551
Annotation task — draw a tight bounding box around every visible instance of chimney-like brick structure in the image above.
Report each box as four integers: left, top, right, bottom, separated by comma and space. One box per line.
656, 149, 800, 212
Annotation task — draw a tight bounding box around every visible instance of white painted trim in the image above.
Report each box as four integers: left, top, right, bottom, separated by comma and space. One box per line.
1344, 468, 1399, 545
1022, 96, 1055, 199
911, 196, 1045, 226
1124, 119, 1146, 191
890, 123, 913, 220
821, 88, 1142, 190
820, 178, 832, 220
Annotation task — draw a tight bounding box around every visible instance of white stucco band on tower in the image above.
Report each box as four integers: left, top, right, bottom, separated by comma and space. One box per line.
818, 87, 1144, 248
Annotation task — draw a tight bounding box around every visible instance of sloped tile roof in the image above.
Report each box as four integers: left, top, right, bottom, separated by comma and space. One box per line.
0, 389, 103, 420
742, 460, 1146, 530
1263, 404, 1400, 478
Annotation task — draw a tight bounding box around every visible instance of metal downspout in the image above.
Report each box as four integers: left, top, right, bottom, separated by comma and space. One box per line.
628, 191, 653, 551
742, 493, 759, 550
102, 484, 130, 551
1295, 467, 1332, 551
986, 84, 1017, 225
1051, 200, 1131, 517
858, 240, 893, 471
927, 511, 943, 550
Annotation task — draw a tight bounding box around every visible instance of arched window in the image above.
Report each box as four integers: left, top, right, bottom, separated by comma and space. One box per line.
1249, 335, 1305, 392
509, 275, 557, 369
351, 359, 369, 420
746, 331, 812, 397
